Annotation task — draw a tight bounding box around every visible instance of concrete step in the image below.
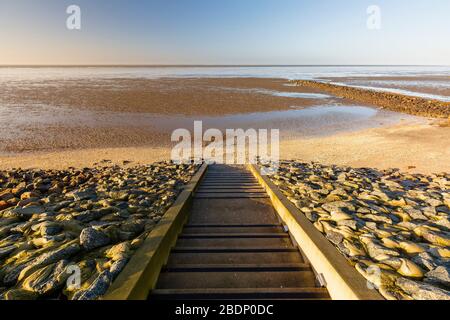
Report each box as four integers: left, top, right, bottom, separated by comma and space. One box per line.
150, 165, 330, 301
178, 233, 289, 239
151, 288, 330, 300
203, 176, 256, 180
176, 237, 293, 248
201, 178, 257, 185
189, 199, 280, 225
196, 188, 265, 193
195, 193, 269, 199
182, 225, 284, 234
199, 183, 261, 189
156, 270, 317, 289
172, 247, 298, 253
198, 184, 262, 188
204, 176, 254, 179
163, 263, 310, 272
167, 251, 304, 265
197, 185, 264, 189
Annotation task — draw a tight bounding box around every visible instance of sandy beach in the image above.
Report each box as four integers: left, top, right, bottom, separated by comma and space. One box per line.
281, 122, 450, 174
0, 76, 449, 173
0, 121, 448, 174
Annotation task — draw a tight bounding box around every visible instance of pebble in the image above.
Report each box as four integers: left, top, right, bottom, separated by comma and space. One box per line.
0, 201, 11, 211
425, 266, 450, 289
396, 277, 450, 300
106, 242, 131, 261
262, 161, 450, 300
7, 206, 45, 219
39, 222, 62, 237
412, 252, 439, 271
18, 241, 81, 282
0, 162, 199, 300
72, 270, 112, 300
80, 227, 111, 251
21, 260, 69, 295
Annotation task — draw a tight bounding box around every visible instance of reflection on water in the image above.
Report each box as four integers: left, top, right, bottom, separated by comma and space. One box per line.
219, 86, 332, 99
198, 105, 377, 126
180, 105, 419, 138
263, 90, 331, 99
0, 104, 422, 142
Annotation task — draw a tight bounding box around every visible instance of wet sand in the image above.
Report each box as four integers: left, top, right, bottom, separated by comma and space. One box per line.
0, 77, 341, 153
1, 77, 449, 174
0, 103, 418, 153
1, 122, 449, 174
1, 77, 328, 115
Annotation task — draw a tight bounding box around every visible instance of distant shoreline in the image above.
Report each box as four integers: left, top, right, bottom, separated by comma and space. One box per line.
1, 64, 449, 68
293, 80, 450, 118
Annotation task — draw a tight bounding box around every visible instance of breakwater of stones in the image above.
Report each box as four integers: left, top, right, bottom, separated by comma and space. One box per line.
292, 80, 450, 119
0, 162, 199, 300
262, 161, 449, 300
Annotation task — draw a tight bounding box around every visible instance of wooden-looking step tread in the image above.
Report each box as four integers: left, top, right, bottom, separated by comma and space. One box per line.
151, 288, 330, 300
178, 233, 289, 239
176, 237, 293, 248
156, 270, 317, 289
167, 251, 305, 265
195, 194, 269, 199
163, 263, 311, 272
182, 226, 285, 234
171, 247, 299, 253
150, 165, 330, 300
196, 189, 265, 193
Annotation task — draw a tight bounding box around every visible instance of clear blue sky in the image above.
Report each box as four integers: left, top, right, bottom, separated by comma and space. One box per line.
0, 0, 449, 65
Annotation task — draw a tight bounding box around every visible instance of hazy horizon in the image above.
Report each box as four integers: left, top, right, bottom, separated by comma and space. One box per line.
1, 64, 450, 67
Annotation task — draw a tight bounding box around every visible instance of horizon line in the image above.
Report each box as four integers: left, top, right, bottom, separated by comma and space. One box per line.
0, 64, 449, 68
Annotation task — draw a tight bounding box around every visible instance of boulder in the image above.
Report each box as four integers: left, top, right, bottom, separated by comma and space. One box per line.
396, 277, 450, 300
80, 227, 111, 251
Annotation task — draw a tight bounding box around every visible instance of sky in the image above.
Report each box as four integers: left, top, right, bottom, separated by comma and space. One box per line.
0, 0, 449, 65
